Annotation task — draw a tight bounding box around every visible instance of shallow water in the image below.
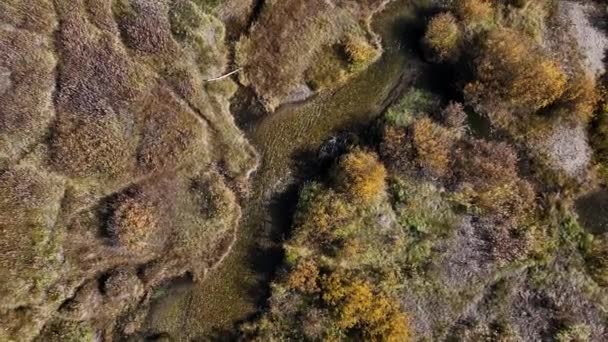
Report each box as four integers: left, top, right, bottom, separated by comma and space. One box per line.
575, 190, 608, 235
144, 0, 430, 338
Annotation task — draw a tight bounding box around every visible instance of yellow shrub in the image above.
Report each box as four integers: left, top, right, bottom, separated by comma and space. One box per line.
465, 29, 567, 116
424, 13, 461, 62
335, 150, 387, 203
343, 35, 378, 72
558, 73, 599, 123
322, 272, 411, 341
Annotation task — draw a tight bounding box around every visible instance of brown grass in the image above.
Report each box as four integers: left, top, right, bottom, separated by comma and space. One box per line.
0, 166, 64, 310
1, 0, 257, 340
236, 0, 386, 110
0, 23, 56, 161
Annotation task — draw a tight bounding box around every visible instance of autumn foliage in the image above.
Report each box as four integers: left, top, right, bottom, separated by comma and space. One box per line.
335, 150, 387, 203
287, 259, 320, 293
109, 190, 157, 252
454, 139, 535, 221
455, 0, 494, 24
465, 29, 567, 116
423, 13, 461, 62
412, 118, 454, 177
322, 272, 410, 341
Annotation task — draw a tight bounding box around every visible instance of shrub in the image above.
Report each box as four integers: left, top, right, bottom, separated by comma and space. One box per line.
322, 272, 410, 341
465, 29, 567, 117
335, 150, 387, 203
455, 0, 494, 24
291, 184, 356, 247
343, 35, 378, 72
412, 118, 454, 177
384, 88, 441, 127
454, 139, 535, 221
440, 101, 468, 129
423, 13, 462, 62
556, 73, 599, 124
287, 259, 320, 293
108, 190, 158, 253
379, 125, 415, 173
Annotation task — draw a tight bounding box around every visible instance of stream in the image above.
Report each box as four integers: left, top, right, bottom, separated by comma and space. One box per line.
144, 0, 430, 339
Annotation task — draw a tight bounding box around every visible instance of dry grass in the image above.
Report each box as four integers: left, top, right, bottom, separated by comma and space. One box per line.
0, 23, 56, 162
0, 0, 258, 340
236, 0, 386, 110
0, 166, 64, 310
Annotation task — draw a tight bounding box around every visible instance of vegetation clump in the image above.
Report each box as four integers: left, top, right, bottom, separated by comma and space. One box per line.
343, 35, 379, 72
108, 189, 158, 253
334, 150, 387, 203
455, 0, 495, 25
35, 319, 94, 342
465, 29, 567, 118
423, 13, 461, 62
585, 235, 608, 286
412, 117, 454, 177
453, 138, 535, 222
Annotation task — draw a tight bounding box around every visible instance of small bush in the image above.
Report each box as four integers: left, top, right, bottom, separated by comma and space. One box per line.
291, 183, 356, 247
557, 73, 599, 124
455, 0, 494, 24
379, 125, 416, 172
384, 88, 441, 127
335, 150, 387, 203
322, 272, 410, 341
412, 118, 454, 177
454, 139, 535, 221
108, 190, 158, 253
465, 29, 567, 118
286, 259, 320, 293
423, 13, 462, 62
343, 35, 378, 72
440, 101, 468, 129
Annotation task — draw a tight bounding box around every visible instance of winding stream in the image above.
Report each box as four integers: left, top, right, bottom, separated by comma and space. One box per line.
144, 0, 429, 338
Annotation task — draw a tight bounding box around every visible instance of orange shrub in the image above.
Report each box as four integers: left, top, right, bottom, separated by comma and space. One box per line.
343, 35, 378, 72
109, 191, 157, 252
412, 118, 454, 177
423, 13, 461, 62
287, 259, 320, 293
335, 150, 387, 203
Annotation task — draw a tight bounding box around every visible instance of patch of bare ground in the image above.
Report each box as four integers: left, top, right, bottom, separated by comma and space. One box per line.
0, 0, 257, 340
558, 1, 608, 76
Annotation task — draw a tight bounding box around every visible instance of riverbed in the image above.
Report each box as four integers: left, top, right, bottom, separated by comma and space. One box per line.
144, 0, 429, 338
